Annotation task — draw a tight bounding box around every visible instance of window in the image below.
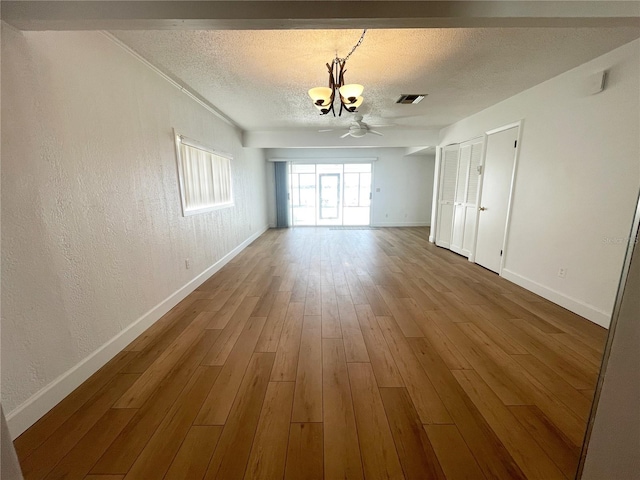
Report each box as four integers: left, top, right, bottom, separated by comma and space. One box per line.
174, 133, 233, 216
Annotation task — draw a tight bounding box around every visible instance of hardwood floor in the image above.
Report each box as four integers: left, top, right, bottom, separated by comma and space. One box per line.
14, 227, 607, 480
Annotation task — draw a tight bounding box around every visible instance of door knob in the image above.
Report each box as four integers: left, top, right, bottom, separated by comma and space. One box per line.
479, 206, 487, 211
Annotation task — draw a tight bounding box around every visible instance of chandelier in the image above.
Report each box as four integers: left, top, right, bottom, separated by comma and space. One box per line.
308, 30, 367, 116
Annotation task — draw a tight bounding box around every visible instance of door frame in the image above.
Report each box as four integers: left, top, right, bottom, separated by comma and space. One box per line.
470, 120, 524, 274
429, 146, 442, 243
286, 160, 375, 227
318, 173, 341, 220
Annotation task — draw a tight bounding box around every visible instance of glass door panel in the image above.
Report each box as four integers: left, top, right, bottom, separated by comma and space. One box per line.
343, 164, 371, 226
318, 173, 341, 223
291, 165, 316, 226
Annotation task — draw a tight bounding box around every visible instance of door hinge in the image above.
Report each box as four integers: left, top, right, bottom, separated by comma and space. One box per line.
514, 140, 518, 148
287, 192, 290, 200
369, 192, 372, 200
500, 250, 503, 256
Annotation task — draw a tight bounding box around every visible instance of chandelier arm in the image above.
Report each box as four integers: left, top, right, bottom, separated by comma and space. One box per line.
311, 30, 366, 116
337, 59, 349, 116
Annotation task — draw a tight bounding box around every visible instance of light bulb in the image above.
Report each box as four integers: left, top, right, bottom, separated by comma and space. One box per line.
344, 96, 363, 113
308, 87, 333, 106
339, 84, 364, 103
314, 104, 331, 114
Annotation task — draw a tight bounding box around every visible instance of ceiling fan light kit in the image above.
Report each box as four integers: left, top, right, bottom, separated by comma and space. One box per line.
308, 30, 367, 117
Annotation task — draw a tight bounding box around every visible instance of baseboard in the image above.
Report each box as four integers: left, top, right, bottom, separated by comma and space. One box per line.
6, 224, 269, 439
428, 235, 435, 243
500, 269, 611, 328
371, 222, 430, 227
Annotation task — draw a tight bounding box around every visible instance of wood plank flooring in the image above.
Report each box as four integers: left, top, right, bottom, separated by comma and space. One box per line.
14, 227, 607, 480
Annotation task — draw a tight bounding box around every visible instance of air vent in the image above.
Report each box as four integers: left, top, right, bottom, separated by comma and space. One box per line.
396, 94, 427, 105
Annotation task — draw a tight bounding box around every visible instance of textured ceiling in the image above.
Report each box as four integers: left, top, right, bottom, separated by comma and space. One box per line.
112, 27, 639, 131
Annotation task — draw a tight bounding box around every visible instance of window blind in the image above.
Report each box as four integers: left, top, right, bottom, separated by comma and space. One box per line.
176, 136, 232, 216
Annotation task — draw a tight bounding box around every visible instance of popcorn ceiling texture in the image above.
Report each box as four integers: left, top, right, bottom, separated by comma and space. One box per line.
112, 27, 640, 131
1, 28, 268, 413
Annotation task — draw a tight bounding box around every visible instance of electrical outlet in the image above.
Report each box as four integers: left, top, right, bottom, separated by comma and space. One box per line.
185, 258, 191, 270
558, 267, 566, 279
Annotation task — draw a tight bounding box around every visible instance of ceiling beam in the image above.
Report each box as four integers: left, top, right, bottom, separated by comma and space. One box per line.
243, 128, 440, 149
3, 1, 639, 31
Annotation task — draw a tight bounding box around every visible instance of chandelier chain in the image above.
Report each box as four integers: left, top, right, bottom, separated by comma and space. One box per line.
337, 29, 367, 63
311, 30, 367, 116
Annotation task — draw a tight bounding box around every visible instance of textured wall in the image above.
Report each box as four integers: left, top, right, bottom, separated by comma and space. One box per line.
266, 148, 435, 227
439, 40, 640, 327
1, 28, 268, 414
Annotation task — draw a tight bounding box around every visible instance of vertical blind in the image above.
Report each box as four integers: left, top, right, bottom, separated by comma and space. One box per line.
274, 162, 290, 228
177, 138, 232, 215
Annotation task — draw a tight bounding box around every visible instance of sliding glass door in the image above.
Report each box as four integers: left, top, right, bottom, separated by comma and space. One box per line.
290, 163, 372, 226
343, 164, 372, 226
290, 164, 316, 225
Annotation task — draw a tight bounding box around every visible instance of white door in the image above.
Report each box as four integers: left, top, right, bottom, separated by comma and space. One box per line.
450, 145, 470, 255
462, 140, 484, 256
436, 144, 459, 248
475, 126, 519, 273
451, 138, 484, 258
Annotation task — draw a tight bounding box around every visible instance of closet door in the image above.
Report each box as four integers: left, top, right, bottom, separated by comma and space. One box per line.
450, 144, 471, 255
435, 144, 460, 248
451, 138, 484, 257
463, 140, 483, 255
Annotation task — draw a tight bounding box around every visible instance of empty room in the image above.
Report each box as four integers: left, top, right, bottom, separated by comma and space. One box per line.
2, 2, 639, 479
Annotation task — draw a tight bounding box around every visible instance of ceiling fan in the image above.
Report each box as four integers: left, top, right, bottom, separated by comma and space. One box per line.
319, 115, 389, 138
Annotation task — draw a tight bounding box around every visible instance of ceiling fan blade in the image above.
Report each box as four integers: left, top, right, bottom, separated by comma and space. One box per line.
368, 130, 384, 136
318, 129, 334, 133
340, 132, 352, 138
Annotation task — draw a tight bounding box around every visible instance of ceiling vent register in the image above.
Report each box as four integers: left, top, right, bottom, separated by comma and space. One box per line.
396, 94, 427, 104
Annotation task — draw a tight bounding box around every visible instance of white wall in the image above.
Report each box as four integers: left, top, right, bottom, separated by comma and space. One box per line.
438, 40, 640, 327
266, 148, 435, 227
582, 204, 639, 479
1, 27, 269, 436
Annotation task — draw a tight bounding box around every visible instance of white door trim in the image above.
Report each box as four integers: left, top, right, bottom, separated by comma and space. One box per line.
471, 120, 524, 274
429, 146, 442, 243
499, 120, 524, 275
485, 121, 522, 136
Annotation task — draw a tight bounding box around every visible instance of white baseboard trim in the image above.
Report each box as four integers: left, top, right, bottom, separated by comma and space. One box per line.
500, 269, 611, 328
371, 222, 430, 227
428, 235, 435, 243
6, 225, 269, 439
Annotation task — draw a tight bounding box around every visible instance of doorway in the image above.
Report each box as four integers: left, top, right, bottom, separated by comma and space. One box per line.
319, 173, 340, 221
290, 163, 372, 226
474, 125, 519, 273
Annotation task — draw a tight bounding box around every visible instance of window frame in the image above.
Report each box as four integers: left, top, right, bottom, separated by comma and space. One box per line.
173, 130, 234, 217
